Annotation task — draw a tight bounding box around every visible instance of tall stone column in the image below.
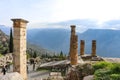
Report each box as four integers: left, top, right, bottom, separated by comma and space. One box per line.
80, 40, 85, 56
69, 25, 78, 65
11, 19, 28, 80
91, 40, 96, 57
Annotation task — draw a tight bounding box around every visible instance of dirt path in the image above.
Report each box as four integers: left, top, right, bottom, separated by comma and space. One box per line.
0, 64, 50, 80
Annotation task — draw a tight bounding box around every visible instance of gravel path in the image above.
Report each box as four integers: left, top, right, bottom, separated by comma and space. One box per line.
0, 64, 50, 80
27, 64, 50, 80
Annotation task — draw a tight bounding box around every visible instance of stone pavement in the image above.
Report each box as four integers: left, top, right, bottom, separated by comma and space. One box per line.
27, 64, 50, 80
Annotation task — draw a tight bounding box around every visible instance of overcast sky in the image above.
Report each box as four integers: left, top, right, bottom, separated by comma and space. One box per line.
0, 0, 120, 29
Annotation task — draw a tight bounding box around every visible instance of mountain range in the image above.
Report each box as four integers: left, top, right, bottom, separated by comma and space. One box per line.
27, 28, 120, 57
0, 25, 53, 55
1, 19, 120, 57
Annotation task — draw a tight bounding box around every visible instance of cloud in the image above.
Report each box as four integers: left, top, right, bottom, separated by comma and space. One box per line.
29, 19, 120, 33
101, 20, 120, 30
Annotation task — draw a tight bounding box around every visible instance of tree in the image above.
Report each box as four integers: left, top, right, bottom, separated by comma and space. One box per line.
33, 51, 37, 58
9, 28, 13, 53
60, 51, 63, 57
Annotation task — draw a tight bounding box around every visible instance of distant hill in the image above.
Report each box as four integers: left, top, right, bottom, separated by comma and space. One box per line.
27, 28, 120, 57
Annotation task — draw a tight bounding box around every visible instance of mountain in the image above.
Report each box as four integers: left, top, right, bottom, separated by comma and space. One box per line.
27, 28, 120, 57
0, 25, 10, 35
0, 29, 52, 55
79, 29, 120, 57
27, 28, 70, 54
1, 18, 120, 57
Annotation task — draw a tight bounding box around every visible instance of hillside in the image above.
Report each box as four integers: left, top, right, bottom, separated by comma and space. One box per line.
0, 29, 52, 55
0, 30, 9, 54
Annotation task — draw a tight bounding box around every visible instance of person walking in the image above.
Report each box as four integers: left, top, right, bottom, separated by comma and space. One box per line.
33, 63, 35, 71
27, 65, 29, 73
1, 66, 6, 75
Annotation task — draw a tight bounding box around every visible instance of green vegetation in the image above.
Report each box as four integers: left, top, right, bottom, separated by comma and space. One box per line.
0, 53, 3, 57
93, 61, 113, 71
27, 52, 31, 60
41, 51, 67, 61
93, 61, 120, 80
37, 67, 51, 71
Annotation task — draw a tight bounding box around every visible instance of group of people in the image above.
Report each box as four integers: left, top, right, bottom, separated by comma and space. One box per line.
1, 61, 36, 75
1, 64, 10, 75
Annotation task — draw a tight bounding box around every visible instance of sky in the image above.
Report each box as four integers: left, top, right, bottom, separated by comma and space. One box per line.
0, 0, 120, 30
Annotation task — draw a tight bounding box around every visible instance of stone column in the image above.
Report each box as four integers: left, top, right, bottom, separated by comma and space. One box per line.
11, 19, 28, 80
80, 40, 85, 56
91, 40, 96, 57
69, 25, 78, 65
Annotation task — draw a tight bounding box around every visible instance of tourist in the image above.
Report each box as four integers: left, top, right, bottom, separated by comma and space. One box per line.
5, 65, 8, 72
27, 65, 29, 73
1, 66, 6, 75
33, 63, 35, 71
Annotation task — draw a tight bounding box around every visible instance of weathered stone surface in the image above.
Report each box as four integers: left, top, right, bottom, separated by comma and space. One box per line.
47, 72, 64, 80
91, 40, 96, 56
83, 75, 94, 80
69, 25, 78, 65
11, 18, 28, 80
0, 72, 24, 80
80, 40, 85, 56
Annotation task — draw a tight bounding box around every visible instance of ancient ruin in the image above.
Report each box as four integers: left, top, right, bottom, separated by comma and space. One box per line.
11, 19, 28, 80
91, 40, 96, 57
80, 40, 85, 56
0, 53, 13, 66
69, 25, 78, 65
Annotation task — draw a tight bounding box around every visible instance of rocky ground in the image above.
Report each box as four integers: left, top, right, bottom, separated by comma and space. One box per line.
0, 57, 120, 80
103, 57, 120, 63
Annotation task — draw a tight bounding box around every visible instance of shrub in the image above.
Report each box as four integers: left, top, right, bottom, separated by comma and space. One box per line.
93, 62, 120, 80
94, 69, 111, 80
37, 67, 51, 71
111, 63, 120, 74
92, 61, 113, 71
110, 74, 120, 80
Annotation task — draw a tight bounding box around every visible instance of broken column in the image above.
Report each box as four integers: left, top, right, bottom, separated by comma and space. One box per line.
11, 18, 28, 80
80, 40, 85, 56
69, 25, 78, 65
91, 40, 96, 57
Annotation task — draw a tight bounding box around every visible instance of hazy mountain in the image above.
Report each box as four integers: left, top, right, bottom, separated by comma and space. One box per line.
1, 19, 120, 57
79, 29, 120, 57
0, 25, 10, 35
27, 28, 120, 57
0, 29, 52, 55
27, 28, 70, 54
